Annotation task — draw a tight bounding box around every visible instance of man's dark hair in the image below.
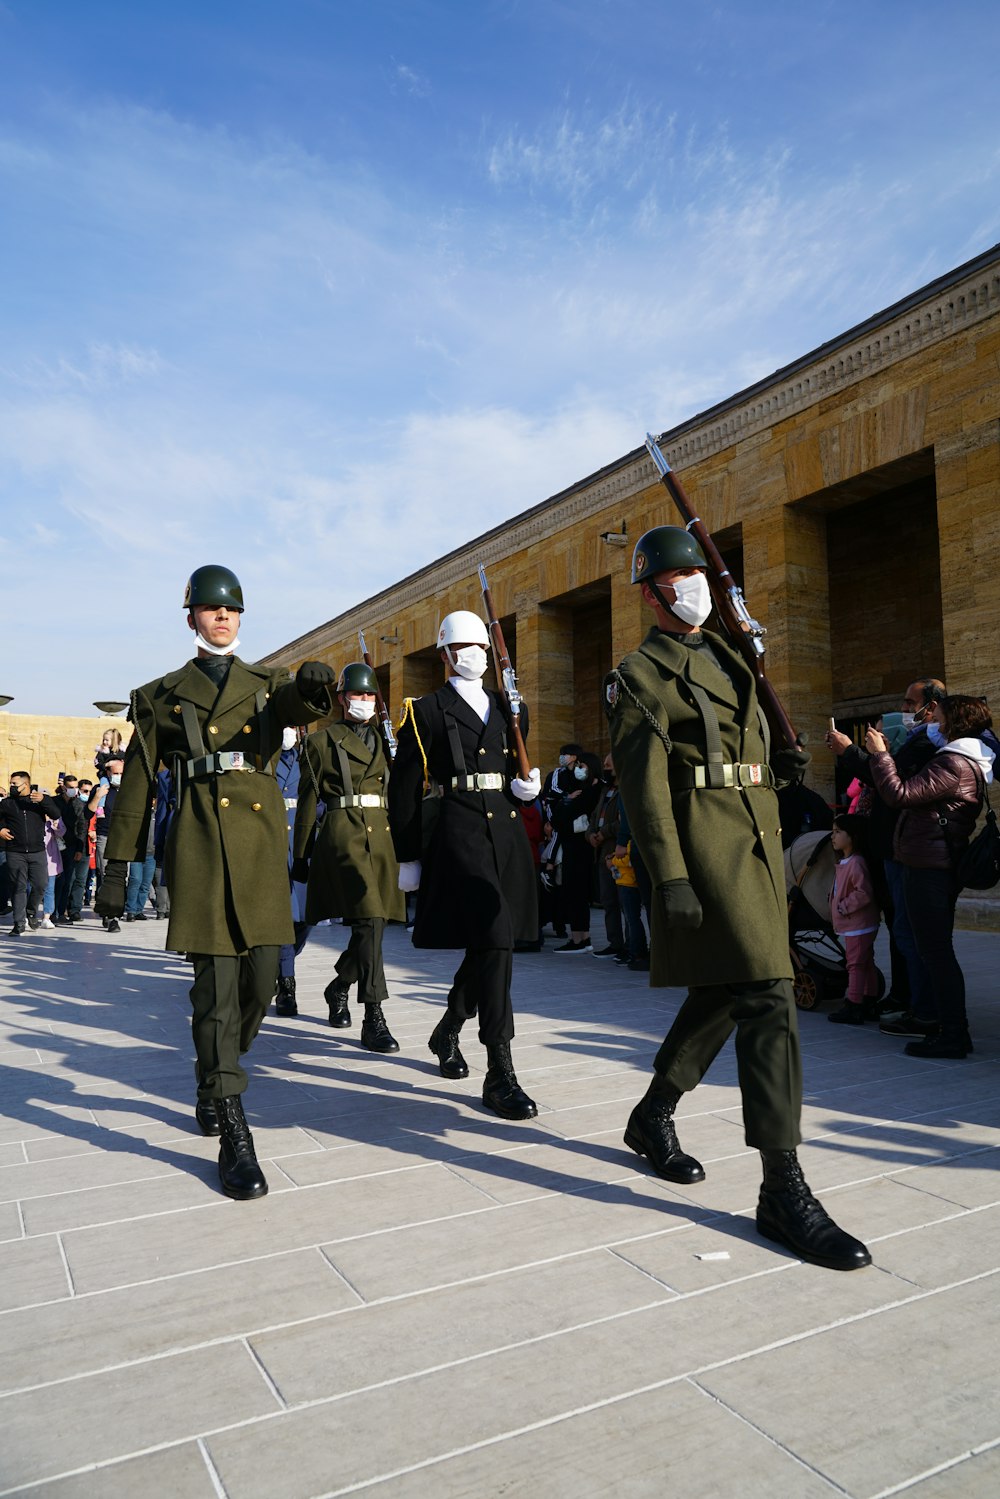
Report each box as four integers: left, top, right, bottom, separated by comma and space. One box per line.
62, 775, 78, 786
917, 679, 947, 707
559, 742, 585, 757
942, 695, 992, 740
11, 770, 30, 782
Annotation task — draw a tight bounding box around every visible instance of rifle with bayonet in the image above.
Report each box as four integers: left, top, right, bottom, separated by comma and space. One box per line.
477, 564, 532, 781
644, 432, 800, 750
358, 630, 397, 760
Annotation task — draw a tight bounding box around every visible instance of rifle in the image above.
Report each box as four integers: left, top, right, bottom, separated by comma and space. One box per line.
358, 630, 397, 760
644, 433, 799, 750
477, 564, 532, 780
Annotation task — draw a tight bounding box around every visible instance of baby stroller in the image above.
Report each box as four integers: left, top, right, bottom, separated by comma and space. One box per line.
784, 831, 884, 1010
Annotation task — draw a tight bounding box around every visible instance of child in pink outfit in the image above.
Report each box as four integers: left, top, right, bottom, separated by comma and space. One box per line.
828, 814, 881, 1026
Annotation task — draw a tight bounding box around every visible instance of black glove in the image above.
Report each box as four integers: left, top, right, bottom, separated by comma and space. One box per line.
296, 660, 335, 708
94, 861, 128, 919
770, 745, 812, 784
290, 857, 310, 884
656, 879, 703, 931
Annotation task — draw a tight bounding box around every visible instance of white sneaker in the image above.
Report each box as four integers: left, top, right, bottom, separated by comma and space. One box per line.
39, 916, 55, 930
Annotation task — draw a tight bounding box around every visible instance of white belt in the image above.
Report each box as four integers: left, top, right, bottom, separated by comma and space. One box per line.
333, 794, 385, 809
451, 773, 504, 791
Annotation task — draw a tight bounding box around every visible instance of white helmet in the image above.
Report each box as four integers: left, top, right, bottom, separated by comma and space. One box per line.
436, 610, 490, 649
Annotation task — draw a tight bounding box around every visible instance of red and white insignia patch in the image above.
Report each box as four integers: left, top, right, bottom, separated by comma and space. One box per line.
606, 680, 619, 708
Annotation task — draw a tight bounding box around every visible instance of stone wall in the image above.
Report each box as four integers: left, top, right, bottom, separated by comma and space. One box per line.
261, 249, 1000, 793
0, 714, 131, 792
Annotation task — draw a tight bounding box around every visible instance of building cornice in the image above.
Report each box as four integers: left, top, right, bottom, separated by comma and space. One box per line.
263, 242, 1000, 664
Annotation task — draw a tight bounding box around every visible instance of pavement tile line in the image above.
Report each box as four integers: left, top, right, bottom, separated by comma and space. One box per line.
242, 1336, 290, 1412
868, 1433, 1000, 1499
197, 1437, 230, 1499
5, 1263, 994, 1499
54, 1231, 75, 1296
687, 1379, 852, 1496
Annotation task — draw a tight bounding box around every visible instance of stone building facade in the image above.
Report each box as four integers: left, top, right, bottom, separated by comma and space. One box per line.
263, 245, 1000, 793
0, 713, 131, 794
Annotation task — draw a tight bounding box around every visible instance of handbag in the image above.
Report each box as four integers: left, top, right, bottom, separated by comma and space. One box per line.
954, 780, 1000, 891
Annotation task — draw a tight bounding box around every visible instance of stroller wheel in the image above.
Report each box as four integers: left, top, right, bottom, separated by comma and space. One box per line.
794, 969, 820, 1009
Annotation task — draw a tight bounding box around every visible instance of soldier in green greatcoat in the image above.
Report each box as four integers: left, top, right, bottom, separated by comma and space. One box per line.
605, 526, 870, 1272
97, 565, 335, 1201
292, 661, 404, 1052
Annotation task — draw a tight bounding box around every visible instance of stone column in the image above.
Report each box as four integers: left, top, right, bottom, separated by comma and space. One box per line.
515, 601, 575, 773
935, 419, 1000, 704
742, 504, 835, 792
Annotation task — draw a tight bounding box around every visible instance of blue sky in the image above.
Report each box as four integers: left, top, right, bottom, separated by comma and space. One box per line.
2, 0, 999, 715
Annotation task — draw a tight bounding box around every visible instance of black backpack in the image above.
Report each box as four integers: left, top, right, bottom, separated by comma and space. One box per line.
954, 776, 1000, 891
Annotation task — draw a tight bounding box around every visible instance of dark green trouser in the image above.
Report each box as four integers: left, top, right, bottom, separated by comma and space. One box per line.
334, 918, 388, 1005
654, 977, 802, 1150
189, 948, 280, 1099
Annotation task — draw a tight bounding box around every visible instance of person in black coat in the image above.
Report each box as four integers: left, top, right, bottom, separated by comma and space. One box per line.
1, 773, 63, 935
548, 749, 602, 952
388, 609, 540, 1120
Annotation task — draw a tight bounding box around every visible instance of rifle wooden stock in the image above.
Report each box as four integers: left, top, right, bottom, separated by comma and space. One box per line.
357, 630, 397, 760
644, 434, 799, 750
477, 565, 532, 781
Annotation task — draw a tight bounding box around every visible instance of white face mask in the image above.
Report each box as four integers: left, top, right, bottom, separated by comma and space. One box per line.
900, 713, 916, 729
927, 723, 948, 748
346, 698, 377, 722
667, 573, 712, 628
449, 645, 488, 681
282, 727, 298, 751
573, 764, 589, 782
196, 631, 240, 657
65, 787, 78, 798
109, 774, 122, 787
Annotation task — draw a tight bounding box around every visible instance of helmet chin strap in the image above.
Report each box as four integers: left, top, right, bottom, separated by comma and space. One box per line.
648, 580, 681, 621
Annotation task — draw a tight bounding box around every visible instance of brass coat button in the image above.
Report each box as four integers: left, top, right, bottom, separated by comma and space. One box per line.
251, 802, 262, 812
242, 725, 252, 735
173, 705, 181, 715
510, 810, 517, 818
220, 797, 230, 808
487, 811, 493, 819
479, 748, 486, 756
208, 725, 219, 735
366, 825, 373, 832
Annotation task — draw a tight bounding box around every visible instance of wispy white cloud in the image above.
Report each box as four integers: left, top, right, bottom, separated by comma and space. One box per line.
391, 61, 431, 99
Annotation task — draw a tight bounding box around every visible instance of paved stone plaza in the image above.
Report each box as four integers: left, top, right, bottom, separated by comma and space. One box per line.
1, 913, 998, 1497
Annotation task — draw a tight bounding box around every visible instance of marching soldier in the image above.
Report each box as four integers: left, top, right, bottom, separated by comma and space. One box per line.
387, 610, 541, 1119
292, 662, 403, 1051
97, 564, 335, 1201
605, 527, 871, 1272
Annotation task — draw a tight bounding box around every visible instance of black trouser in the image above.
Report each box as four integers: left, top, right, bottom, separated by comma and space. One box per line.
335, 918, 388, 1005
447, 947, 514, 1045
596, 856, 625, 950
901, 866, 965, 1036
6, 850, 48, 927
188, 948, 279, 1099
654, 977, 802, 1151
56, 851, 88, 918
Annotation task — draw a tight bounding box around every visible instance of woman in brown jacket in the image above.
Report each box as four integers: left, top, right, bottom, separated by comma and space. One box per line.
866, 695, 994, 1057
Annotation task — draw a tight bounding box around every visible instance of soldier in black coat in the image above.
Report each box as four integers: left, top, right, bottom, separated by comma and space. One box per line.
387, 610, 540, 1119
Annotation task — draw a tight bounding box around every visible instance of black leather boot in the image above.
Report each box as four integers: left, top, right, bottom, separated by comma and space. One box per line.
195, 1098, 221, 1136
624, 1078, 705, 1184
274, 975, 299, 1017
216, 1096, 268, 1200
428, 1015, 469, 1078
757, 1150, 871, 1271
482, 1040, 537, 1120
361, 1002, 400, 1053
325, 979, 352, 1028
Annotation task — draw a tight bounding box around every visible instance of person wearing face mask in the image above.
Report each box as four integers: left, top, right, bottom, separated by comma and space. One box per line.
826, 678, 946, 1032
1, 773, 63, 936
605, 525, 870, 1273
53, 775, 90, 924
388, 609, 541, 1119
865, 695, 994, 1058
88, 757, 126, 933
292, 663, 403, 1050
549, 750, 602, 953
96, 564, 336, 1201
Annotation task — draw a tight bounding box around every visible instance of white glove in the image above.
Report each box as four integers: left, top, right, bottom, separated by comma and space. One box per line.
397, 860, 422, 892
510, 768, 541, 803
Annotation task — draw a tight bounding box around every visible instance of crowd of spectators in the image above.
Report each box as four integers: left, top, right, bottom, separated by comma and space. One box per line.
0, 730, 170, 938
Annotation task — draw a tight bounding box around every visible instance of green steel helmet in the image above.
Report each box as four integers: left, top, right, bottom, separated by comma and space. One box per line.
337, 661, 378, 695
183, 565, 245, 612
631, 526, 708, 584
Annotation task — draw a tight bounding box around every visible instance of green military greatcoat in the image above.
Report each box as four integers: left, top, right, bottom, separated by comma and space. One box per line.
605, 627, 792, 988
106, 657, 324, 956
293, 722, 404, 925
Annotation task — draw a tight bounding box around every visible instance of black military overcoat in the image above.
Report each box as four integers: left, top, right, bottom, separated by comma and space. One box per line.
387, 685, 537, 950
